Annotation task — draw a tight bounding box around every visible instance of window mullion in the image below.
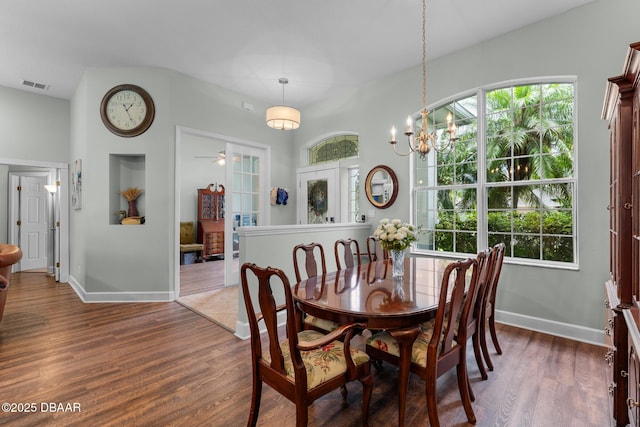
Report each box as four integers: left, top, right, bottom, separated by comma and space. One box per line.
477, 88, 488, 251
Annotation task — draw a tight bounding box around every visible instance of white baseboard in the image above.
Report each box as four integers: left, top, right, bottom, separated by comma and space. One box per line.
67, 275, 175, 303
495, 309, 606, 347
236, 309, 607, 346
66, 274, 604, 346
234, 311, 287, 340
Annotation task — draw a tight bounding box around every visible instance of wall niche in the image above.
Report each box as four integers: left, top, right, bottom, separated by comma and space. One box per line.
109, 154, 145, 225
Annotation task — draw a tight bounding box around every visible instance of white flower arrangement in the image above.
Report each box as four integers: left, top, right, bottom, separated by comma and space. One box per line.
373, 218, 418, 251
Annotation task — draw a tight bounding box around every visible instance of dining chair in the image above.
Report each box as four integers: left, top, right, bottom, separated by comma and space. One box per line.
293, 242, 327, 283
240, 263, 373, 427
335, 238, 362, 270
292, 242, 340, 333
479, 242, 506, 371
366, 236, 388, 263
366, 258, 480, 427
463, 249, 494, 401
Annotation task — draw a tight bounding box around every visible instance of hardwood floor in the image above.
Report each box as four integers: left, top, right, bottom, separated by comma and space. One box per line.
0, 272, 609, 426
179, 258, 230, 296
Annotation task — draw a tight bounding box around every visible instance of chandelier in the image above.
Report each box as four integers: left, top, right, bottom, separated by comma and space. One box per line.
266, 77, 300, 130
389, 0, 457, 160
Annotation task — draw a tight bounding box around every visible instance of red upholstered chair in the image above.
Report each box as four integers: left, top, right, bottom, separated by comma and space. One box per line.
334, 238, 362, 270
240, 263, 373, 427
366, 258, 480, 427
293, 242, 340, 333
479, 242, 506, 371
366, 236, 388, 263
0, 244, 23, 323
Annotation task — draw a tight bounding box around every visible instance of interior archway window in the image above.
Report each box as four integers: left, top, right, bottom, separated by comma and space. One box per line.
309, 135, 359, 165
413, 80, 576, 267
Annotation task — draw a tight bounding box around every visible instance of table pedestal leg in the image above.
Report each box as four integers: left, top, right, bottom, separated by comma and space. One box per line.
388, 326, 421, 427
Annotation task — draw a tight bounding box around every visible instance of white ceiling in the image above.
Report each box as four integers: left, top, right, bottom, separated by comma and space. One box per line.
1, 0, 595, 107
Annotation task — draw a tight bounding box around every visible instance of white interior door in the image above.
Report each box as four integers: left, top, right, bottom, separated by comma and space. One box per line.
18, 175, 48, 271
296, 164, 339, 224
225, 143, 269, 285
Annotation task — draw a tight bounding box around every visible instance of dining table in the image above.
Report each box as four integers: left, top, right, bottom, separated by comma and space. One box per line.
292, 255, 457, 427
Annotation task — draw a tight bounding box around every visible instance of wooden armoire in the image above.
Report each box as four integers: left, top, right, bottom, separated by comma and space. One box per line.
197, 184, 225, 260
603, 41, 640, 427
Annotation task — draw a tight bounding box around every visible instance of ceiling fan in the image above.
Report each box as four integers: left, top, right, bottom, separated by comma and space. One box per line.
194, 151, 225, 165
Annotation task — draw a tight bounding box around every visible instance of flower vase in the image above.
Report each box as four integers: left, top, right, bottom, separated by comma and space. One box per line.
390, 249, 405, 278
391, 277, 405, 301
127, 200, 139, 217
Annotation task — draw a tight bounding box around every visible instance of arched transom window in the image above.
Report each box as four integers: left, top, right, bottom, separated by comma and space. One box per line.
309, 134, 359, 165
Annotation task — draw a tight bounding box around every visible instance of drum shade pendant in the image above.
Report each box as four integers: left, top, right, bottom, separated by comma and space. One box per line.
266, 78, 300, 130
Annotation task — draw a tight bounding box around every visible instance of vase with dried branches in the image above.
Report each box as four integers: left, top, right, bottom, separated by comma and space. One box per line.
120, 187, 143, 217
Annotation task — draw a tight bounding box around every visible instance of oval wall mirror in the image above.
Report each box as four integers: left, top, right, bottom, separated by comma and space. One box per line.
365, 165, 398, 209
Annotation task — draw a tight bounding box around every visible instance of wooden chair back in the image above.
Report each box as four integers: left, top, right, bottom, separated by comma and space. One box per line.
334, 238, 362, 270
430, 258, 479, 363
292, 242, 327, 282
240, 262, 373, 426
240, 263, 300, 383
479, 242, 506, 369
366, 236, 388, 263
464, 249, 494, 384
486, 243, 505, 314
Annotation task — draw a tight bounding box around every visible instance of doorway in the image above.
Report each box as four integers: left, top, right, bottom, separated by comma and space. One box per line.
174, 127, 270, 299
9, 173, 48, 272
1, 159, 69, 282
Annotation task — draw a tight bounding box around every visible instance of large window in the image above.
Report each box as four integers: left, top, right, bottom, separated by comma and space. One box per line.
414, 80, 576, 266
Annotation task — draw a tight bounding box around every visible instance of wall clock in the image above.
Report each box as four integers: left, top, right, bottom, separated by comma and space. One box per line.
100, 84, 155, 137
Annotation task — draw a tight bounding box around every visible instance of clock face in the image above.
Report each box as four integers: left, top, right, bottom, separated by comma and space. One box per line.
100, 84, 155, 137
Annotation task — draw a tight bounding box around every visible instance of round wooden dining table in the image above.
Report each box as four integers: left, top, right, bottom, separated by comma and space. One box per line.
292, 256, 457, 427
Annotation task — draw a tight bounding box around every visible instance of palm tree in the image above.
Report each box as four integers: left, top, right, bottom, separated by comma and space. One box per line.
486, 83, 574, 208
425, 83, 574, 260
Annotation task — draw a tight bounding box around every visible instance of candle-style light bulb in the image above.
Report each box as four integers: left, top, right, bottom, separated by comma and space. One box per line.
406, 116, 413, 133
391, 126, 397, 142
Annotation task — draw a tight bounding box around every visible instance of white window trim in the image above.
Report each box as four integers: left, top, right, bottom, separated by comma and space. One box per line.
411, 76, 579, 270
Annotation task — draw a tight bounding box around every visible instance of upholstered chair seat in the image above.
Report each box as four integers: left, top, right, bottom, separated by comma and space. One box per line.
179, 221, 203, 264
264, 329, 370, 389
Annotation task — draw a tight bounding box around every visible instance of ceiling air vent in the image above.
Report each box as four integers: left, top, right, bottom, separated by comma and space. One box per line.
20, 79, 49, 91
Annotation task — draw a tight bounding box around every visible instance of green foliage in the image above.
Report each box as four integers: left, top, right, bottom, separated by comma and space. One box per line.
487, 210, 573, 262
422, 82, 575, 263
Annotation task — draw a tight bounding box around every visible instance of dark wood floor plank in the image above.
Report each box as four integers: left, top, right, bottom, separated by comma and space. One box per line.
0, 272, 609, 426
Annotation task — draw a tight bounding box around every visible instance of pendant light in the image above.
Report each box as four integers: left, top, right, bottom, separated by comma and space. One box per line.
266, 77, 300, 130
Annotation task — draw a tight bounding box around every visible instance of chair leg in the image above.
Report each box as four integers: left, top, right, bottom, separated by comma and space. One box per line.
247, 378, 262, 427
340, 384, 348, 401
456, 361, 477, 424
480, 318, 494, 371
295, 401, 308, 427
425, 371, 440, 427
472, 331, 488, 381
488, 313, 502, 355
360, 372, 373, 427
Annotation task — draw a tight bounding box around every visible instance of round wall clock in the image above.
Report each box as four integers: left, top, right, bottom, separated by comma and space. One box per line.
100, 84, 155, 137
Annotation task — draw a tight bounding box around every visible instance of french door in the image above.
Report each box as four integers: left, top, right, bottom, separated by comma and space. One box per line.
226, 144, 268, 284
